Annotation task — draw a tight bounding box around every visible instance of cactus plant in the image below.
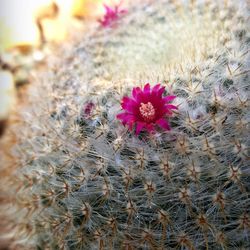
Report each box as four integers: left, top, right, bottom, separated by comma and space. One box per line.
3, 0, 250, 249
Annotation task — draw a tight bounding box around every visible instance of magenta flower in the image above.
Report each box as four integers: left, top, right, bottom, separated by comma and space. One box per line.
98, 3, 127, 27
117, 83, 177, 135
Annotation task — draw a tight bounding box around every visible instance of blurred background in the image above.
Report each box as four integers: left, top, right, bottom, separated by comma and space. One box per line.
0, 0, 126, 137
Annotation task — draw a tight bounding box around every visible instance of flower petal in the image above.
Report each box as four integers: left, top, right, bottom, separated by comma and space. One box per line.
143, 83, 151, 93
132, 87, 142, 101
160, 107, 173, 115
163, 95, 176, 103
152, 84, 161, 93
135, 122, 145, 135
117, 113, 136, 124
104, 5, 117, 17
151, 84, 162, 100
121, 96, 138, 113
157, 86, 165, 97
165, 104, 178, 110
133, 86, 148, 103
156, 118, 171, 131
145, 123, 154, 133
100, 3, 126, 27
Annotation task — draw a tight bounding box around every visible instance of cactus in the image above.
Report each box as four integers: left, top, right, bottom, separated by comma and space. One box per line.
3, 0, 250, 249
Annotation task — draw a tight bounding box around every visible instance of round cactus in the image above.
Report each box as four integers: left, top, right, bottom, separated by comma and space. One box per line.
3, 0, 250, 249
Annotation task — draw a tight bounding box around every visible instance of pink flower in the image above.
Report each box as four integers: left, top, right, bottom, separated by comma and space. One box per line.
117, 83, 177, 135
98, 3, 127, 27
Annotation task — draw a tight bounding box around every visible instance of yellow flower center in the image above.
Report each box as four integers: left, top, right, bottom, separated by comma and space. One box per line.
139, 102, 155, 121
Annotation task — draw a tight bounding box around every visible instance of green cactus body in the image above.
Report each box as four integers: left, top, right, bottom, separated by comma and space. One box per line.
7, 0, 250, 249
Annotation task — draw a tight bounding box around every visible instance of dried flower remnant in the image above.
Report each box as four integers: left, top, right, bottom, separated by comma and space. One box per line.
83, 102, 95, 118
117, 83, 177, 135
98, 3, 127, 27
